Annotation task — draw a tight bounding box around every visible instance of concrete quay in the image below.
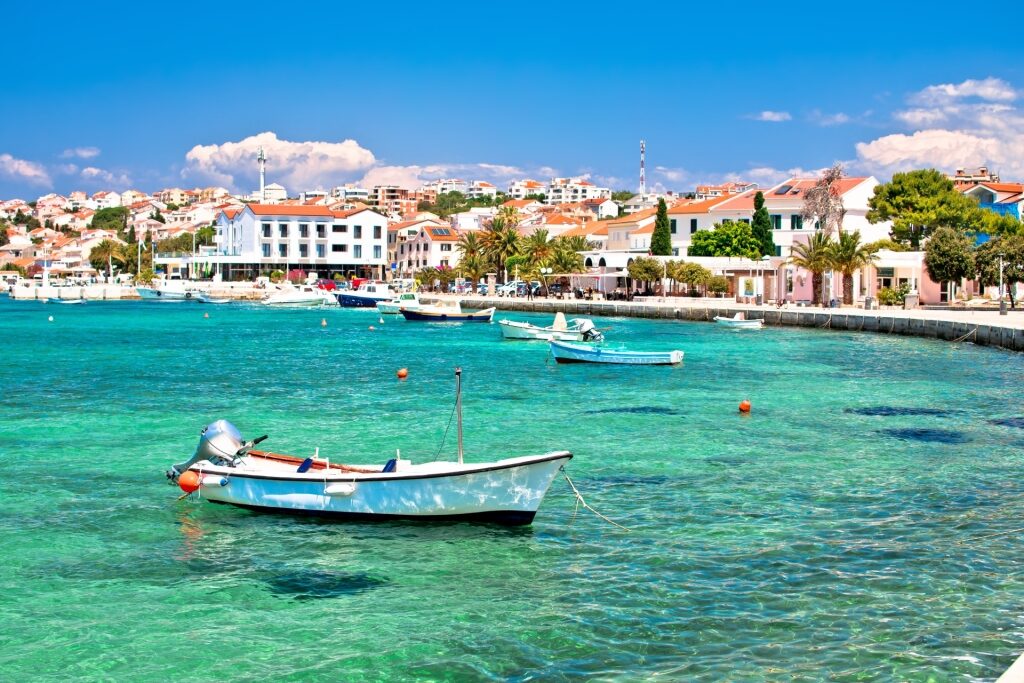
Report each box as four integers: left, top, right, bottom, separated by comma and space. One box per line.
454, 295, 1024, 353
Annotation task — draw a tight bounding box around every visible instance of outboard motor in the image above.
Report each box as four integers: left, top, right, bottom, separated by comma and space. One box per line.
166, 420, 251, 480
578, 319, 604, 342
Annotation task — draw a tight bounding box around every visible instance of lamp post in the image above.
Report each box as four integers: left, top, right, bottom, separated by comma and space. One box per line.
999, 253, 1007, 316
540, 267, 552, 298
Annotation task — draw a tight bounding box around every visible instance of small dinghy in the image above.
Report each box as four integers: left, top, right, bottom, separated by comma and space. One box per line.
48, 298, 85, 305
714, 312, 764, 329
499, 312, 603, 342
549, 340, 683, 365
166, 369, 570, 525
377, 292, 422, 314
400, 300, 495, 322
196, 292, 232, 304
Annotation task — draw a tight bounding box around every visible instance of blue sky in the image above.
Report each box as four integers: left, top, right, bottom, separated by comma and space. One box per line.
2, 1, 1023, 199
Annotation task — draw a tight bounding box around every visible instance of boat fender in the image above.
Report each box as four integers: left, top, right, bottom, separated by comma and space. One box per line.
184, 292, 192, 299
325, 482, 356, 496
382, 458, 397, 473
201, 475, 229, 487
296, 457, 314, 473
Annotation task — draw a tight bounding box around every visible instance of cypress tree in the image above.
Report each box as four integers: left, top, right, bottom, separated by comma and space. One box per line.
650, 198, 672, 255
751, 191, 774, 257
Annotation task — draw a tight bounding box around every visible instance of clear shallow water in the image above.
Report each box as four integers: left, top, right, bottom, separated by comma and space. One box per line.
1, 296, 1023, 681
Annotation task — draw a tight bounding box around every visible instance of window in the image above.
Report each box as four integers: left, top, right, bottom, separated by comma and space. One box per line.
299, 223, 309, 238
690, 218, 698, 234
791, 214, 803, 230
299, 244, 308, 257
316, 224, 326, 238
739, 218, 750, 225
354, 225, 362, 239
278, 244, 287, 257
316, 244, 325, 258
332, 244, 348, 253
354, 245, 362, 258
670, 219, 677, 234
279, 224, 288, 238
440, 244, 452, 252
373, 245, 381, 259
261, 244, 270, 257
333, 224, 347, 233
262, 223, 271, 238
373, 225, 382, 239
770, 214, 782, 230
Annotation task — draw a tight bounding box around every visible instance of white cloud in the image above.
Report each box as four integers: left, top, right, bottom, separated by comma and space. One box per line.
184, 131, 377, 191
654, 166, 688, 183
809, 110, 851, 126
856, 76, 1024, 177
0, 153, 51, 187
81, 166, 133, 188
749, 111, 792, 122
60, 146, 100, 159
911, 77, 1018, 106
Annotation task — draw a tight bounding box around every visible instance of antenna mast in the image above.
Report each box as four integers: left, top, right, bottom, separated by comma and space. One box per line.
257, 146, 267, 201
455, 367, 463, 464
639, 140, 646, 196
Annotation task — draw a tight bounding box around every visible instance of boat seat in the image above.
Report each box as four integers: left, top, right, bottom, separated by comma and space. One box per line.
382, 459, 397, 473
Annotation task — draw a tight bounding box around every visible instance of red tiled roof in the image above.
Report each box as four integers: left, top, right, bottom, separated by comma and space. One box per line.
978, 182, 1024, 194
561, 223, 608, 238
666, 195, 735, 214
714, 178, 868, 211
502, 199, 540, 209
247, 204, 335, 217
426, 227, 459, 242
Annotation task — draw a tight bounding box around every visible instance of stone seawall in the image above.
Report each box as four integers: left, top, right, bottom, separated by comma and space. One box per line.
461, 297, 1024, 353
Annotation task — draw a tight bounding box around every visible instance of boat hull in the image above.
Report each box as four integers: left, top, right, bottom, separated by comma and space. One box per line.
499, 320, 584, 341
262, 296, 329, 306
714, 316, 764, 329
184, 452, 571, 525
401, 307, 495, 322
337, 293, 390, 307
549, 340, 683, 365
137, 287, 192, 301
48, 298, 85, 304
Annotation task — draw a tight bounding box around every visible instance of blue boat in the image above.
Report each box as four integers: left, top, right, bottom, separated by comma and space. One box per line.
336, 282, 394, 307
548, 340, 683, 365
400, 304, 495, 322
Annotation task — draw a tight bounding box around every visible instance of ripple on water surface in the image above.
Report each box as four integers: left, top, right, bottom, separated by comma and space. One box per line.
0, 299, 1023, 681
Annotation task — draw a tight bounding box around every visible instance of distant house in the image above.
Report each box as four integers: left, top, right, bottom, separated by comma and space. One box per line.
387, 217, 448, 273
507, 179, 546, 200
582, 197, 618, 220
466, 180, 498, 200
963, 182, 1024, 221
501, 199, 544, 213
395, 225, 461, 276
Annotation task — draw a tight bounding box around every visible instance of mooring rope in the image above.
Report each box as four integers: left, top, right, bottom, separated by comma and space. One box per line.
562, 470, 630, 531
951, 327, 978, 343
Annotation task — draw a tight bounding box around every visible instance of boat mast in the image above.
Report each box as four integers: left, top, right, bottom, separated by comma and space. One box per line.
455, 367, 463, 464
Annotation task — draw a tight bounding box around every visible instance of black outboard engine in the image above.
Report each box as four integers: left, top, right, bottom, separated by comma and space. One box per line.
578, 319, 604, 342
166, 420, 246, 480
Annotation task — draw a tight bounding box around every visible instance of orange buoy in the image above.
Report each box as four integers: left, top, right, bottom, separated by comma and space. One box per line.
178, 470, 201, 494
397, 368, 409, 379
739, 399, 751, 413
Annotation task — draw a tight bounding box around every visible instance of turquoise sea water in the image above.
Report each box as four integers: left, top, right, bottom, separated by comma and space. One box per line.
1, 296, 1024, 681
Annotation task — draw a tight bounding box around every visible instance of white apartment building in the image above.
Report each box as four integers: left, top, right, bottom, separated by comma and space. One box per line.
423, 178, 469, 195
331, 184, 371, 202
547, 177, 612, 204
209, 204, 388, 280
507, 179, 547, 199
395, 225, 461, 276
466, 180, 498, 200
92, 191, 122, 210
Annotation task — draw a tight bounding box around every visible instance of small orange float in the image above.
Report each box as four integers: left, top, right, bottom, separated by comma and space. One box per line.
397, 368, 409, 379
739, 400, 751, 413
178, 470, 201, 494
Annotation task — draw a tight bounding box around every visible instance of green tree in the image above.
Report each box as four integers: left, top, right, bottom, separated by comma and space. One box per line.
924, 226, 975, 294
866, 169, 983, 249
89, 239, 126, 278
650, 198, 672, 255
611, 191, 634, 202
975, 234, 1024, 308
687, 221, 761, 259
480, 218, 521, 282
550, 246, 585, 274
707, 275, 730, 295
750, 191, 775, 256
92, 207, 129, 235
826, 230, 878, 305
788, 232, 833, 305
981, 211, 1022, 237
126, 225, 137, 244
137, 268, 155, 285
556, 235, 592, 253
667, 260, 711, 295
0, 225, 8, 248
151, 209, 166, 224
523, 229, 554, 266
627, 256, 665, 292
195, 226, 216, 247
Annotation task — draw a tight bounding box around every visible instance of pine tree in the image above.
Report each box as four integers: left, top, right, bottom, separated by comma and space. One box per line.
751, 191, 775, 257
650, 198, 672, 255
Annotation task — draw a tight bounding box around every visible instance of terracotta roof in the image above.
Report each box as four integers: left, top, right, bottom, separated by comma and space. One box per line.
582, 197, 612, 205
332, 207, 379, 219
714, 178, 868, 211
389, 218, 440, 232
544, 215, 579, 225
978, 182, 1024, 194
560, 223, 608, 238
247, 204, 335, 217
13, 257, 35, 268
502, 199, 540, 209
603, 206, 658, 226
221, 208, 241, 219
666, 195, 736, 214
426, 226, 459, 242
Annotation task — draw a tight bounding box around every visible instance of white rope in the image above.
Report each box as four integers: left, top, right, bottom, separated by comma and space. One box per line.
562, 471, 630, 531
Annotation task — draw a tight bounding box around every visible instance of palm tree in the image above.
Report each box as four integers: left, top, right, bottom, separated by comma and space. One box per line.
89, 239, 126, 280
456, 231, 483, 260
523, 229, 554, 266
458, 253, 489, 286
826, 230, 877, 305
556, 235, 592, 254
550, 247, 584, 275
480, 220, 521, 282
789, 232, 833, 305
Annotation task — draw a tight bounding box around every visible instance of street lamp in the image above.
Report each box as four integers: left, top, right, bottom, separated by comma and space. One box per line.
540, 267, 552, 297
999, 253, 1007, 316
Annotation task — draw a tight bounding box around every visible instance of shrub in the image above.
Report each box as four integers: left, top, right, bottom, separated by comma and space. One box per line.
877, 283, 911, 306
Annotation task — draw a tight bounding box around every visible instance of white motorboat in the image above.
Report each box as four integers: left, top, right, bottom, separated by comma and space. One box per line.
261, 284, 335, 307
47, 297, 85, 305
549, 340, 683, 365
400, 300, 495, 322
714, 313, 764, 329
136, 280, 198, 301
499, 312, 603, 342
196, 292, 232, 304
337, 281, 395, 307
167, 370, 571, 525
377, 292, 423, 314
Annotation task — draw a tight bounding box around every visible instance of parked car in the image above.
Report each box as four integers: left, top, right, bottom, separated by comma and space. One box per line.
496, 280, 525, 297
476, 281, 489, 295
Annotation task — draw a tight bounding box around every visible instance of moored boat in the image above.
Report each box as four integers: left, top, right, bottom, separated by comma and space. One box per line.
47, 297, 85, 304
195, 292, 232, 304
549, 340, 683, 365
377, 292, 423, 314
166, 370, 571, 525
499, 312, 603, 342
337, 282, 394, 307
714, 313, 764, 329
261, 284, 335, 306
400, 301, 495, 322
136, 280, 198, 301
